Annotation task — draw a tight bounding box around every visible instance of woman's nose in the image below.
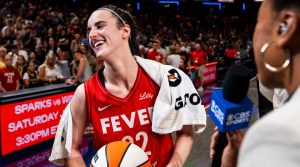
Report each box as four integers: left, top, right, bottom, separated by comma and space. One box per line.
88, 27, 98, 39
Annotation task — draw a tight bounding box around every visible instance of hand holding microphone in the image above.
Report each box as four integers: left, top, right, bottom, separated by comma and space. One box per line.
210, 129, 243, 167
209, 64, 253, 167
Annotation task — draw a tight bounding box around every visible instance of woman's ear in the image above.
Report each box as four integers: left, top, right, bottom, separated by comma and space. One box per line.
276, 10, 299, 48
122, 24, 131, 39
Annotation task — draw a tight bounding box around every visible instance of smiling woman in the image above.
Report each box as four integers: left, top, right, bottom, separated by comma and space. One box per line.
87, 5, 140, 59
49, 5, 207, 167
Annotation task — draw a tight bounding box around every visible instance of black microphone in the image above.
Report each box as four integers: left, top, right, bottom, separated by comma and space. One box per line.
211, 64, 251, 167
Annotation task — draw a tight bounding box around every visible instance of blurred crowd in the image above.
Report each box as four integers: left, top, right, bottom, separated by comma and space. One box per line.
0, 0, 255, 92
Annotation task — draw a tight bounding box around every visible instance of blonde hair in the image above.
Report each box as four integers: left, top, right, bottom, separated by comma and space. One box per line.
44, 51, 57, 65
0, 46, 7, 54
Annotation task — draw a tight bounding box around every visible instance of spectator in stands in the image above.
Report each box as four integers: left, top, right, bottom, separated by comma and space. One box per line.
17, 42, 29, 62
21, 24, 35, 51
189, 42, 207, 91
57, 45, 72, 79
0, 46, 7, 68
175, 42, 189, 74
2, 28, 15, 51
23, 60, 39, 88
138, 43, 146, 58
13, 54, 27, 88
157, 39, 168, 58
57, 27, 70, 47
1, 17, 14, 38
225, 43, 238, 70
47, 37, 57, 55
147, 40, 165, 63
0, 54, 20, 92
46, 28, 55, 43
68, 49, 92, 84
70, 32, 82, 53
166, 45, 181, 69
34, 45, 46, 64
189, 42, 207, 68
28, 51, 42, 67
79, 43, 97, 73
14, 17, 25, 40
10, 44, 20, 65
38, 51, 64, 85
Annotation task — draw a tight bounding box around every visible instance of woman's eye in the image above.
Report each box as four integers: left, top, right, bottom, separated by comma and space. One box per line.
86, 28, 91, 36
97, 25, 104, 29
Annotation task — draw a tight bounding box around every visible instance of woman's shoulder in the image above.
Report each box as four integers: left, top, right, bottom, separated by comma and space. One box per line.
248, 98, 300, 134
38, 64, 46, 70
74, 84, 86, 95
239, 102, 300, 167
80, 56, 88, 62
240, 94, 300, 151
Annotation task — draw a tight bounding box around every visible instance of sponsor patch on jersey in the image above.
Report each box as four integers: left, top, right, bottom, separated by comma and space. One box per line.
168, 69, 181, 87
139, 92, 154, 101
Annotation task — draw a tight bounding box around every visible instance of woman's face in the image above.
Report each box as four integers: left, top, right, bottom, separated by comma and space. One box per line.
87, 10, 124, 59
48, 28, 53, 36
17, 55, 25, 65
175, 43, 181, 53
253, 0, 283, 88
48, 56, 55, 66
29, 52, 36, 61
5, 55, 13, 67
48, 38, 55, 47
74, 52, 81, 61
28, 62, 35, 72
74, 33, 80, 40
0, 49, 6, 58
80, 45, 87, 54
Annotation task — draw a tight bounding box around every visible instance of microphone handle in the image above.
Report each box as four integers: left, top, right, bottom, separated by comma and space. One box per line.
211, 132, 228, 167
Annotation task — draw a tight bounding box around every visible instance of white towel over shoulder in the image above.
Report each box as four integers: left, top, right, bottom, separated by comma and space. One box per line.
135, 56, 206, 133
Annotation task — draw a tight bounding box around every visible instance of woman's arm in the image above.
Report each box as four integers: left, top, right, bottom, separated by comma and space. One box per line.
73, 58, 86, 84
70, 40, 76, 52
0, 81, 6, 92
23, 73, 30, 88
38, 66, 48, 82
24, 79, 29, 88
167, 125, 194, 167
65, 84, 88, 167
15, 79, 20, 91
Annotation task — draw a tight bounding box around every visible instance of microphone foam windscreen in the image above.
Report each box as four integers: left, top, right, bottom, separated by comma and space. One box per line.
222, 64, 251, 103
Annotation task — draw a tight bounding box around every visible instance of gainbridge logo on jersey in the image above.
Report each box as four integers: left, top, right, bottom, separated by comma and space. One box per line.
139, 92, 154, 101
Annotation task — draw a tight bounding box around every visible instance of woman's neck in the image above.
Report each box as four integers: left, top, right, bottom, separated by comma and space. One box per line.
103, 53, 138, 90
47, 64, 55, 69
284, 54, 300, 94
28, 70, 35, 74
